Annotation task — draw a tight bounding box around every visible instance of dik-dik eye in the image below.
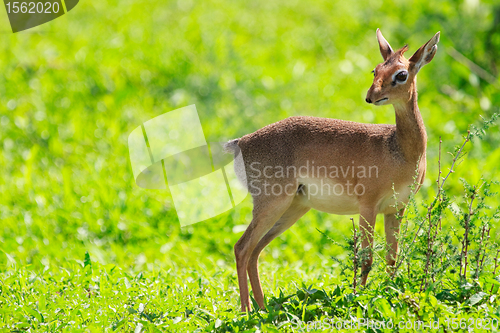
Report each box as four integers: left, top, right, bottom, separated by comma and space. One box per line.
395, 71, 408, 82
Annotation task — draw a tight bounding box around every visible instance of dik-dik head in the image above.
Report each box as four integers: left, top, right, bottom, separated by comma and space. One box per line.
365, 29, 440, 106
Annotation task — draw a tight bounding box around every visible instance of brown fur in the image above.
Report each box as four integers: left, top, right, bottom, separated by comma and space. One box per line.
228, 29, 440, 312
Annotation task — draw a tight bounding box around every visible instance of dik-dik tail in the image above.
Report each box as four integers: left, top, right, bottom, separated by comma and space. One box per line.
223, 139, 240, 154
223, 138, 248, 189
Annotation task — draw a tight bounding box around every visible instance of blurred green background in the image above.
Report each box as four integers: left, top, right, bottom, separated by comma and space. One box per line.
0, 0, 499, 328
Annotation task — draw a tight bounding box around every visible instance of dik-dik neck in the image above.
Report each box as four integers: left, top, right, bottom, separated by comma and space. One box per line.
393, 80, 427, 163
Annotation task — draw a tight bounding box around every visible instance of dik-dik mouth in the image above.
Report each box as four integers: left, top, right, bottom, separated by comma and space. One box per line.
374, 97, 388, 105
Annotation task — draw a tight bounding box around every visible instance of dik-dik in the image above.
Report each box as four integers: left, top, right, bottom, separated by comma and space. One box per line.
224, 29, 440, 312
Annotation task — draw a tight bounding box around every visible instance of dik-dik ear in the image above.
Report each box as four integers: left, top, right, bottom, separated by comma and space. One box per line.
409, 32, 440, 74
377, 28, 393, 61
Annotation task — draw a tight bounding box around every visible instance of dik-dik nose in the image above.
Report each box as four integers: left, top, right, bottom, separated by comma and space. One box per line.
365, 85, 376, 104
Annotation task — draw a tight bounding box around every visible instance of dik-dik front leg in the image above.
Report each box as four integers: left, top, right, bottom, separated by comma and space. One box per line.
384, 210, 404, 269
359, 207, 377, 286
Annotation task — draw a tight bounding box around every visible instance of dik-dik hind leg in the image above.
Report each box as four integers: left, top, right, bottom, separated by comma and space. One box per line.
384, 209, 404, 270
247, 197, 310, 309
234, 194, 294, 312
359, 207, 377, 286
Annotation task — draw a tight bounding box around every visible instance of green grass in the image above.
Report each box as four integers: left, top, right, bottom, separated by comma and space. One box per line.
0, 0, 500, 331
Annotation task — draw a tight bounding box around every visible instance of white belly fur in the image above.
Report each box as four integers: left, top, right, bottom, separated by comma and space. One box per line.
299, 178, 414, 215
298, 178, 360, 215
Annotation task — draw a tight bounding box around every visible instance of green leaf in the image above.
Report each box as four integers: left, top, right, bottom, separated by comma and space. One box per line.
356, 306, 363, 318
375, 298, 393, 318
38, 294, 46, 312
469, 292, 487, 306
428, 295, 438, 308
84, 251, 91, 269
25, 307, 43, 323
